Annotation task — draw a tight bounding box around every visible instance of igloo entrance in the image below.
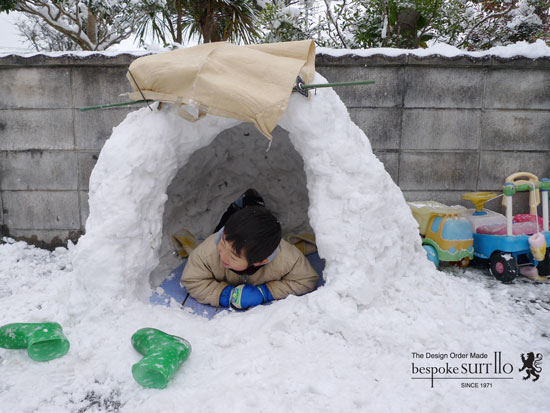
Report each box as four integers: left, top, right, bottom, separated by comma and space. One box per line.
150, 122, 314, 288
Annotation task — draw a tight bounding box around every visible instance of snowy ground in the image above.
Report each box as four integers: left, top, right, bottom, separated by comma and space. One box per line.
1, 238, 548, 412
441, 262, 550, 323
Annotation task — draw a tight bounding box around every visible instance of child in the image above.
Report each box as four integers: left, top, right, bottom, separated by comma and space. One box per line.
180, 194, 319, 309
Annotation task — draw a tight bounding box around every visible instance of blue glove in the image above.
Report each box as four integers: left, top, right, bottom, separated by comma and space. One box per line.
219, 286, 233, 307
219, 284, 274, 309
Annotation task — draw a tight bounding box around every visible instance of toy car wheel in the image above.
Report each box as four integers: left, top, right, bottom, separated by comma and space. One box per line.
489, 252, 518, 283
457, 257, 470, 268
536, 250, 550, 277
423, 245, 439, 267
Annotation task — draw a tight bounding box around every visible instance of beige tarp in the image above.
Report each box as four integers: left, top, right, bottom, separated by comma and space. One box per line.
127, 40, 316, 139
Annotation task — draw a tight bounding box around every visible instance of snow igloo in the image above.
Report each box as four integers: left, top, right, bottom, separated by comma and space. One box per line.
71, 42, 426, 313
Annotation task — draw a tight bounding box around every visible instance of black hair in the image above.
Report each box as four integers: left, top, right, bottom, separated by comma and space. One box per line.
223, 206, 282, 265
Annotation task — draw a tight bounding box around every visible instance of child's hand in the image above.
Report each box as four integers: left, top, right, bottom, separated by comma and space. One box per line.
220, 284, 273, 309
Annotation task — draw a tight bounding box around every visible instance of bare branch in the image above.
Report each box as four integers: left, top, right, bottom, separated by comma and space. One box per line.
458, 3, 515, 47
323, 0, 348, 48
15, 0, 141, 50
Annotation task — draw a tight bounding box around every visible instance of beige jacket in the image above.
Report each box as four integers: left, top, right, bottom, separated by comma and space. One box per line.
181, 233, 319, 307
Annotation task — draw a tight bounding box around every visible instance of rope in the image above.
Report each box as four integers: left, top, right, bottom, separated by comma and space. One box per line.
530, 182, 540, 234
128, 70, 153, 112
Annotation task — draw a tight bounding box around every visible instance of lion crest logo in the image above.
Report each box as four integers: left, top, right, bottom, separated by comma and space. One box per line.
519, 352, 543, 382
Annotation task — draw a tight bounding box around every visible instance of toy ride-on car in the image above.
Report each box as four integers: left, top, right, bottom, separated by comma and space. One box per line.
408, 201, 474, 268
461, 172, 550, 283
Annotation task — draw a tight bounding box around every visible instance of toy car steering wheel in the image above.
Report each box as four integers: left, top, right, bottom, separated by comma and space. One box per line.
462, 192, 498, 213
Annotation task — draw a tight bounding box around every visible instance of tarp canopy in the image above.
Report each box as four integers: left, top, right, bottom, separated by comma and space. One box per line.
127, 40, 316, 139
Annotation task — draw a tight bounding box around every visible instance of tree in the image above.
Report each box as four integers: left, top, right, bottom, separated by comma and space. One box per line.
136, 0, 261, 46
17, 13, 80, 51
3, 0, 548, 51
256, 0, 453, 48
316, 0, 549, 50
459, 0, 549, 49
326, 0, 470, 49
257, 0, 322, 43
0, 0, 162, 51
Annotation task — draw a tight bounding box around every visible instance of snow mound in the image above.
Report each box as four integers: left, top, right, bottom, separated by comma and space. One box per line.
71, 72, 424, 313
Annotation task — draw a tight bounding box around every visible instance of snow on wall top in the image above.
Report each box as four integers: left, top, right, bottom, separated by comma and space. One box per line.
1, 39, 549, 60
317, 39, 550, 59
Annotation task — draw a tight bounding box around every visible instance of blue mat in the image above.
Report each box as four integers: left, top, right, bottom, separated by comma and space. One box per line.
150, 252, 326, 319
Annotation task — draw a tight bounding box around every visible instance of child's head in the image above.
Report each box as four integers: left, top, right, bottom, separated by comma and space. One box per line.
217, 206, 282, 271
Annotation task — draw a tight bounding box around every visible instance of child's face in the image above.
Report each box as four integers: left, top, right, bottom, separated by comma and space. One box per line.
217, 236, 249, 271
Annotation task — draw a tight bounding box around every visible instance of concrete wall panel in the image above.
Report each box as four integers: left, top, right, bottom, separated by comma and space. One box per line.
373, 151, 399, 184
0, 151, 77, 190
478, 151, 550, 190
401, 109, 481, 150
3, 191, 80, 230
77, 152, 99, 191
75, 108, 133, 150
349, 108, 401, 150
80, 191, 89, 231
399, 151, 478, 191
317, 66, 404, 108
481, 110, 550, 151
403, 67, 484, 108
0, 109, 74, 150
0, 67, 72, 109
71, 66, 133, 107
485, 69, 550, 109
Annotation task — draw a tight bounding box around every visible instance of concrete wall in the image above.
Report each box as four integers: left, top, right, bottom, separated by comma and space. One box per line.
0, 55, 135, 247
1, 52, 549, 247
316, 53, 550, 209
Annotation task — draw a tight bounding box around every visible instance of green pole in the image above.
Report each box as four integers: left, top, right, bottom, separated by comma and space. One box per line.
79, 79, 376, 111
79, 99, 154, 111
302, 80, 376, 89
